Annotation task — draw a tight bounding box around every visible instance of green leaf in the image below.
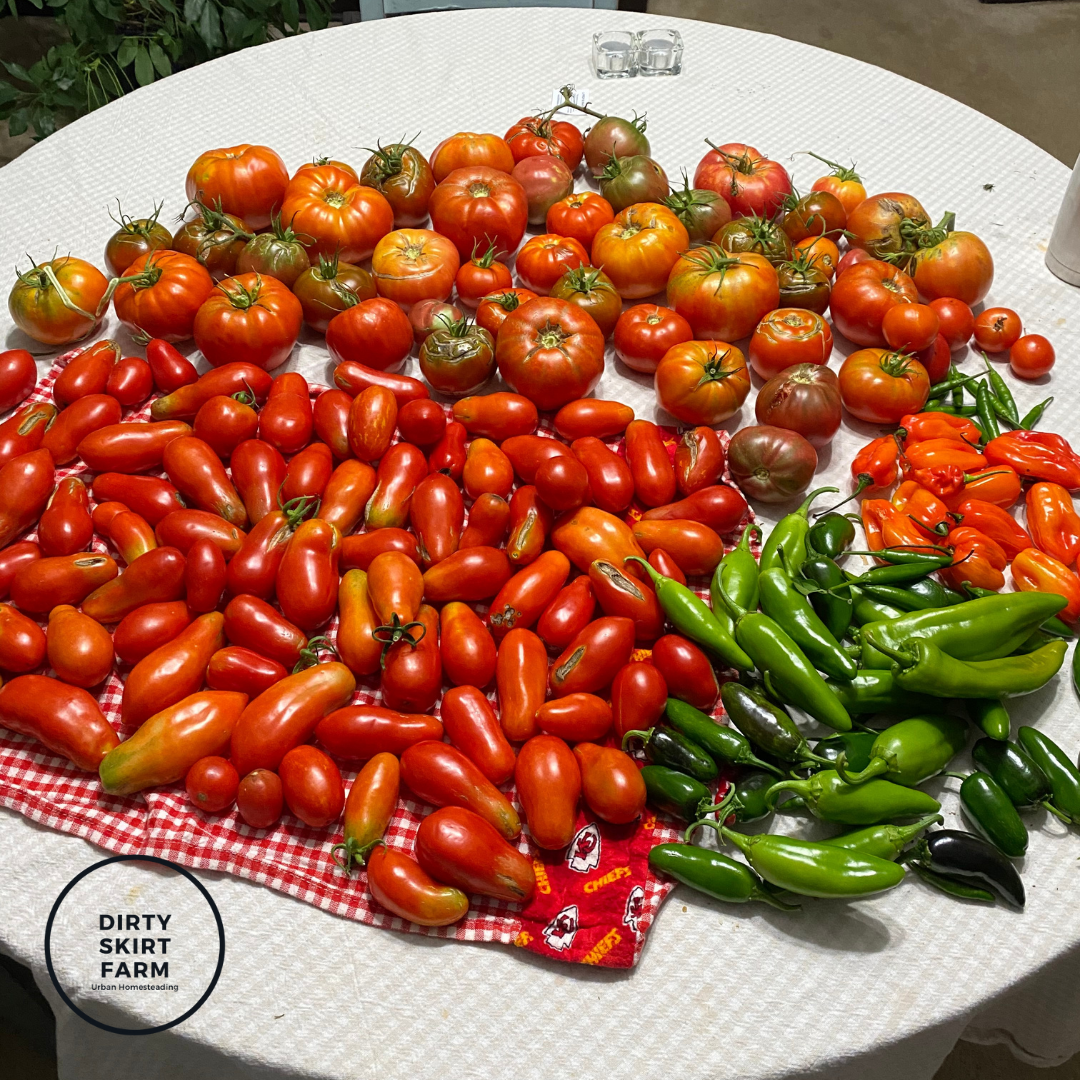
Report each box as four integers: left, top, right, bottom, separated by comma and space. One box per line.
304, 0, 329, 31
0, 81, 18, 107
148, 42, 171, 77
2, 61, 33, 83
157, 0, 177, 11
33, 107, 56, 136
220, 5, 245, 47
8, 108, 28, 137
116, 38, 138, 68
198, 3, 223, 50
183, 0, 206, 21
134, 45, 154, 86
24, 0, 44, 8
282, 0, 299, 31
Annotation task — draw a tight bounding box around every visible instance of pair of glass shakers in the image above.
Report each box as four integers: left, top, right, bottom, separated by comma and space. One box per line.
592, 29, 683, 79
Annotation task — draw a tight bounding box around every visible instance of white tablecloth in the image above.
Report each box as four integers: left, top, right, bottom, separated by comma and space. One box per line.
2, 8, 1080, 1079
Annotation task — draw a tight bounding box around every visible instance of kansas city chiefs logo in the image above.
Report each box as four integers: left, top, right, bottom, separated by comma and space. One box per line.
566, 823, 601, 873
623, 885, 645, 933
543, 905, 579, 952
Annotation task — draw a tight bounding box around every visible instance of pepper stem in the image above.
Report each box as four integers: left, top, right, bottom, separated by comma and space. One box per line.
815, 477, 871, 516
763, 777, 807, 812
833, 751, 886, 786
1042, 799, 1075, 825
714, 576, 748, 623
796, 485, 839, 519
756, 888, 802, 912
620, 727, 654, 753
684, 816, 722, 843
624, 555, 661, 586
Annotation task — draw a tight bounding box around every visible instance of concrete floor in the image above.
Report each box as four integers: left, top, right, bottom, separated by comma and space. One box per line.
2, 2, 1080, 1078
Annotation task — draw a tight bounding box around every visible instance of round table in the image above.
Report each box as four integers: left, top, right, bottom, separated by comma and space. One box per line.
3, 9, 1080, 1080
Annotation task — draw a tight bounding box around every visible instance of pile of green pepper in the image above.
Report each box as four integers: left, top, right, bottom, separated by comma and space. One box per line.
639, 492, 1080, 912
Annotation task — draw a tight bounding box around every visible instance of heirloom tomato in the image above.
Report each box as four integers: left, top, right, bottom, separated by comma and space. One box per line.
505, 116, 584, 169
780, 189, 847, 242
546, 192, 615, 250
591, 203, 689, 299
359, 141, 436, 228
666, 247, 778, 339
371, 228, 460, 309
663, 176, 732, 245
515, 234, 589, 295
598, 154, 669, 213
476, 289, 539, 338
409, 299, 463, 346
907, 218, 994, 306
845, 192, 930, 263
838, 348, 930, 424
749, 308, 833, 380
829, 259, 918, 347
9, 256, 108, 345
325, 297, 413, 371
429, 132, 515, 181
419, 318, 496, 397
235, 216, 311, 288
550, 266, 621, 338
171, 201, 252, 280
655, 340, 751, 426
775, 251, 831, 314
793, 235, 840, 280
715, 214, 792, 265
455, 239, 512, 308
512, 155, 575, 225
583, 114, 650, 177
809, 156, 867, 216
726, 425, 818, 504
104, 205, 173, 276
292, 252, 376, 333
113, 250, 214, 343
693, 142, 792, 217
185, 144, 289, 230
613, 305, 693, 374
754, 364, 843, 448
428, 166, 528, 259
194, 274, 302, 370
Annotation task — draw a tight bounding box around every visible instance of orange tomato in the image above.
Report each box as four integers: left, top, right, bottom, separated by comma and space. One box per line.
429, 132, 515, 182
655, 340, 752, 425
666, 247, 779, 340
185, 144, 289, 230
370, 228, 460, 309
515, 234, 589, 296
590, 202, 690, 299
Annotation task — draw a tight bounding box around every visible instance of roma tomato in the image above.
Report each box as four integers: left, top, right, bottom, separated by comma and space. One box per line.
76, 419, 192, 474
348, 384, 398, 462
452, 392, 538, 440
236, 768, 284, 829
632, 519, 725, 576
973, 307, 1022, 353
371, 228, 460, 309
475, 288, 539, 339
611, 661, 667, 739
381, 604, 441, 713
429, 132, 514, 181
749, 308, 833, 380
320, 459, 377, 536
113, 250, 214, 343
38, 477, 92, 557
359, 141, 436, 228
194, 273, 302, 371
588, 560, 664, 643
366, 847, 468, 927
502, 434, 573, 482
755, 363, 843, 448
410, 471, 464, 566
455, 239, 512, 308
495, 628, 547, 742
335, 569, 382, 678
313, 387, 356, 459
150, 362, 271, 421
654, 340, 751, 426
366, 443, 429, 529
440, 602, 497, 687
536, 694, 612, 742
929, 297, 975, 350
0, 346, 37, 411
185, 756, 239, 813
279, 744, 345, 827
495, 297, 605, 411
440, 685, 516, 785
571, 436, 634, 514
666, 247, 778, 339
340, 529, 421, 571
0, 403, 55, 470
326, 298, 413, 372
422, 546, 512, 602
459, 493, 510, 548
1009, 334, 1055, 378
512, 155, 575, 226
186, 144, 288, 230
693, 142, 792, 217
193, 395, 258, 459
279, 166, 394, 262
462, 438, 514, 500
292, 252, 376, 333
223, 594, 310, 669
726, 425, 818, 503
0, 447, 55, 547
550, 616, 635, 696
675, 426, 725, 496
276, 519, 341, 632
882, 302, 940, 352
515, 735, 580, 850
547, 191, 614, 250
185, 537, 227, 613
316, 706, 443, 761
206, 646, 287, 698
550, 266, 621, 338
230, 440, 287, 526
907, 220, 994, 305
625, 420, 676, 508
505, 116, 584, 169
535, 454, 591, 514
613, 305, 693, 375
53, 339, 119, 407
829, 259, 918, 347
163, 436, 247, 526
574, 742, 646, 824
488, 548, 569, 638
839, 349, 930, 424
505, 486, 554, 566
42, 393, 122, 466
82, 547, 186, 623
516, 234, 589, 296
846, 192, 931, 262
650, 634, 719, 710
550, 505, 646, 574
9, 256, 108, 346
106, 356, 154, 408
0, 603, 47, 672
536, 575, 595, 651
591, 203, 689, 300
112, 601, 192, 665
428, 166, 528, 260
0, 541, 41, 601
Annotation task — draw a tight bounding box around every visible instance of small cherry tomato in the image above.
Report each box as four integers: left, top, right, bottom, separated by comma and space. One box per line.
928, 297, 974, 350
973, 307, 1022, 353
1009, 334, 1055, 379
397, 398, 446, 447
186, 756, 239, 813
237, 768, 284, 829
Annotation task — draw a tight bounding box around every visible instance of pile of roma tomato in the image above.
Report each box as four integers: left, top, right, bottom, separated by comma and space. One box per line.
0, 88, 1066, 927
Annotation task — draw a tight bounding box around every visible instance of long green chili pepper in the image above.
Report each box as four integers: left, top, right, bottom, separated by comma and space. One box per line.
799, 555, 853, 640
720, 682, 832, 766
834, 714, 968, 787
664, 697, 781, 775
927, 370, 982, 399
758, 566, 858, 680
976, 380, 1001, 440
820, 814, 942, 861
648, 843, 799, 910
1020, 396, 1053, 429
850, 587, 905, 627
622, 726, 718, 783
845, 547, 952, 565
823, 670, 937, 716
856, 580, 954, 612
627, 556, 753, 671
875, 638, 1067, 699
963, 583, 1073, 639
641, 766, 714, 822
969, 697, 1010, 741
764, 769, 941, 824
951, 363, 964, 409
958, 773, 1028, 858
902, 577, 966, 609
759, 486, 837, 574
925, 403, 980, 419
982, 353, 1018, 422
910, 863, 996, 904
845, 558, 952, 588
988, 394, 1020, 430
1017, 726, 1080, 823
712, 523, 761, 614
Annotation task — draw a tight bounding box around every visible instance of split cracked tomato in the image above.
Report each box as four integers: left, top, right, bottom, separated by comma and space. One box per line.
549, 616, 635, 696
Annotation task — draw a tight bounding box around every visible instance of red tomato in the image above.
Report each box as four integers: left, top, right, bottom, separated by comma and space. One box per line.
650, 634, 719, 710
279, 166, 394, 262
38, 476, 93, 557
236, 768, 284, 829
440, 685, 516, 785
929, 297, 975, 350
495, 297, 605, 411
591, 203, 690, 300
845, 192, 930, 262
574, 742, 646, 824
366, 846, 468, 927
440, 602, 497, 687
454, 239, 513, 308
835, 247, 874, 276
325, 298, 413, 371
614, 305, 693, 374
549, 616, 635, 696
748, 308, 833, 380
882, 302, 940, 352
654, 340, 751, 425
571, 436, 634, 514
112, 250, 214, 343
624, 420, 676, 508
0, 349, 37, 413
515, 234, 589, 296
371, 228, 460, 309
667, 247, 778, 339
397, 398, 446, 447
186, 144, 289, 230
536, 575, 595, 651
693, 142, 792, 217
279, 744, 345, 828
429, 132, 515, 182
514, 735, 581, 850
534, 455, 591, 514
838, 349, 931, 424
914, 335, 952, 384
9, 256, 108, 346
973, 307, 1022, 353
505, 116, 584, 170
908, 225, 994, 306
547, 192, 615, 250
185, 756, 239, 813
106, 356, 154, 408
348, 384, 398, 462
428, 166, 528, 260
1009, 334, 1055, 379
611, 661, 667, 739
193, 274, 301, 371
113, 601, 192, 665
829, 259, 918, 347
475, 288, 539, 338
193, 394, 258, 459
0, 603, 47, 672
536, 693, 612, 742
207, 647, 287, 698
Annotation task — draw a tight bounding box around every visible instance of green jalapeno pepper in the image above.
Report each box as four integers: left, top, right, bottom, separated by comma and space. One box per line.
971, 737, 1058, 813
807, 512, 857, 560
799, 555, 853, 640
664, 697, 781, 775
857, 580, 959, 613
719, 682, 831, 767
878, 638, 1067, 699
835, 714, 968, 787
758, 567, 858, 681
823, 670, 937, 717
759, 486, 838, 575
861, 592, 1068, 670
641, 765, 714, 822
850, 587, 906, 627
820, 813, 942, 861
626, 556, 754, 672
958, 773, 1028, 857
648, 843, 798, 910
910, 864, 996, 904
727, 770, 779, 823
622, 726, 718, 783
815, 731, 879, 772
712, 523, 761, 616
716, 826, 906, 898
1017, 726, 1080, 824
765, 769, 941, 824
908, 830, 1024, 908
904, 578, 965, 609
969, 698, 1010, 741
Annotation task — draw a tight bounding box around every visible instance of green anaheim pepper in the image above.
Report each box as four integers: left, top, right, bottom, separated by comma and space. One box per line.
764, 769, 941, 825
820, 814, 942, 861
712, 523, 761, 615
824, 670, 937, 716
759, 486, 838, 575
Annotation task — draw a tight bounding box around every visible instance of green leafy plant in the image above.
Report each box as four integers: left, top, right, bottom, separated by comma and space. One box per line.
1, 0, 331, 139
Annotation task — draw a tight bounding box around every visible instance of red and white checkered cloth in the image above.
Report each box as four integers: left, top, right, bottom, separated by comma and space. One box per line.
0, 347, 751, 968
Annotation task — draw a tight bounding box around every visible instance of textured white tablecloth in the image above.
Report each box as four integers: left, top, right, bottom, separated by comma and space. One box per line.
2, 8, 1079, 1079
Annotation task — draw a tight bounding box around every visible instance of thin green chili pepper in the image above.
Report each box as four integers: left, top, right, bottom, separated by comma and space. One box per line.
982, 353, 1018, 422
856, 581, 949, 611
845, 558, 952, 588
850, 587, 905, 627
641, 765, 713, 822
845, 546, 951, 565
759, 486, 837, 575
764, 769, 941, 824
1020, 396, 1053, 430
712, 523, 760, 614
988, 395, 1020, 430
834, 714, 968, 786
758, 566, 858, 680
860, 591, 1068, 669
951, 364, 964, 409
664, 697, 781, 775
627, 556, 753, 671
969, 697, 1010, 741
622, 726, 718, 783
799, 555, 853, 640
1017, 726, 1080, 823
719, 682, 831, 766
823, 670, 937, 716
910, 863, 996, 904
904, 577, 966, 609
958, 773, 1028, 857
875, 638, 1067, 699
820, 814, 941, 861
815, 731, 880, 771
807, 512, 856, 559
648, 843, 799, 910
924, 404, 981, 419
976, 381, 1001, 441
